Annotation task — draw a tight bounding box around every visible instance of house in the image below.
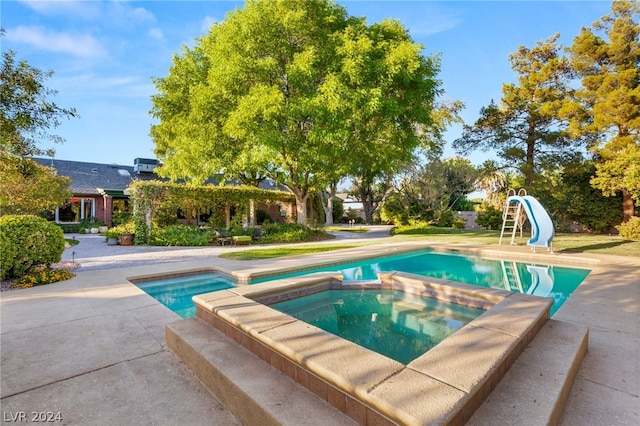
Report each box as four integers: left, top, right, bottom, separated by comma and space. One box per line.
33, 157, 292, 227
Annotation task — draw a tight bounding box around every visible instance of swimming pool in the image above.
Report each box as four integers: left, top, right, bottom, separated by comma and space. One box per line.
136, 249, 590, 318
137, 273, 234, 318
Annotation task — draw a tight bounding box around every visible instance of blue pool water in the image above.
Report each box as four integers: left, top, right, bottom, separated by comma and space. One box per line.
137, 249, 591, 318
271, 289, 485, 364
137, 273, 234, 318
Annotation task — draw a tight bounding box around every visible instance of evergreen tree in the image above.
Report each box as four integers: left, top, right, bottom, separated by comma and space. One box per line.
454, 34, 581, 188
567, 0, 640, 219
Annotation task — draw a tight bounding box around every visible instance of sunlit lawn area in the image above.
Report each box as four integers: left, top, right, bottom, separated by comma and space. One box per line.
220, 229, 640, 260
324, 226, 369, 233
219, 244, 363, 260
391, 231, 640, 257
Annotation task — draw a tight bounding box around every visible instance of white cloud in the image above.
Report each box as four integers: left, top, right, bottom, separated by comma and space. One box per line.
19, 0, 101, 19
107, 1, 156, 25
6, 25, 107, 58
20, 0, 156, 25
148, 28, 165, 42
396, 8, 461, 37
52, 71, 154, 99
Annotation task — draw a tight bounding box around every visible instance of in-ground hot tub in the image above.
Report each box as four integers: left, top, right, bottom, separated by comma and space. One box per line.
179, 271, 553, 425
269, 287, 486, 364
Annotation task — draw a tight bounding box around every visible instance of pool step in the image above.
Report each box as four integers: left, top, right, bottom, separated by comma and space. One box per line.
166, 317, 358, 426
467, 319, 589, 425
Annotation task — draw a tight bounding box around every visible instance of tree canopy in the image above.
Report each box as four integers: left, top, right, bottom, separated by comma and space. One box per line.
0, 31, 77, 159
0, 153, 72, 215
453, 34, 581, 187
567, 0, 639, 218
0, 30, 75, 214
381, 156, 477, 225
150, 0, 442, 224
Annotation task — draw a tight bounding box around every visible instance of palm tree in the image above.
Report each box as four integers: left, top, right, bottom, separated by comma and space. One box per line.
475, 160, 508, 207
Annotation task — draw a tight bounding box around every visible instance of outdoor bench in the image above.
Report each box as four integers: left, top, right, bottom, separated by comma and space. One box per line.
232, 235, 252, 245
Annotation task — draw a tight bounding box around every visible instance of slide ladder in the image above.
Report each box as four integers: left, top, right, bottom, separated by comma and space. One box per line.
499, 189, 527, 245
501, 261, 523, 292
499, 190, 555, 252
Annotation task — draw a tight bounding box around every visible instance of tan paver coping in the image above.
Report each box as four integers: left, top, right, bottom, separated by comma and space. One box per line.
192, 272, 552, 425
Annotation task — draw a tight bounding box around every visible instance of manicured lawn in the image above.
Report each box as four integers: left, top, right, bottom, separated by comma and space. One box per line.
220, 228, 640, 260
391, 229, 640, 257
325, 226, 369, 233
219, 244, 362, 260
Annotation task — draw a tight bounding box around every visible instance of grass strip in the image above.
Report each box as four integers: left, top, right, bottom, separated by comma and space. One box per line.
219, 244, 363, 260
221, 230, 639, 259
325, 226, 369, 233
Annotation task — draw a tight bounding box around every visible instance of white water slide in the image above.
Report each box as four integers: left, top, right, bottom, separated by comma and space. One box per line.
507, 195, 555, 251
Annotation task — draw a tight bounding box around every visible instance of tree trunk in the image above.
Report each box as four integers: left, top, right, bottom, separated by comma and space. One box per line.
524, 137, 535, 187
622, 189, 635, 221
320, 184, 337, 226
292, 189, 309, 225
249, 199, 256, 227
322, 193, 334, 226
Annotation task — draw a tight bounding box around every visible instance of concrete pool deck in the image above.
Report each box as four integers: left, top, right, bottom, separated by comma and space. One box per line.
1, 231, 638, 425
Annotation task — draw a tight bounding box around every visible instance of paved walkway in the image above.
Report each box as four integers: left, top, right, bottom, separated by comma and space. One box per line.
1, 229, 638, 425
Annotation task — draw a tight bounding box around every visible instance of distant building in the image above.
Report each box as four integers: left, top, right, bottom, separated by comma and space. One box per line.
33, 157, 291, 227
335, 193, 365, 221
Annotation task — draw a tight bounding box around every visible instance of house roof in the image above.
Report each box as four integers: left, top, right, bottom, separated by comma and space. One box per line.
32, 157, 290, 196
32, 157, 160, 196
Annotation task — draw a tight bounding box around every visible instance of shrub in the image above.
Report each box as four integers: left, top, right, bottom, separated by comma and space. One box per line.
260, 223, 329, 243
0, 215, 66, 279
391, 223, 460, 235
111, 211, 131, 226
11, 268, 75, 289
435, 210, 455, 227
56, 223, 82, 233
476, 206, 504, 230
617, 217, 640, 241
451, 217, 466, 229
148, 224, 211, 246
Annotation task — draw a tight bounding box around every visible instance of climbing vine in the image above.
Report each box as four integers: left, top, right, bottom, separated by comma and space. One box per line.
128, 181, 294, 243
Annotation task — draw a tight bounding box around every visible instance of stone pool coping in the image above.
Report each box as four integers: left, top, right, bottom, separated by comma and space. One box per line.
190, 271, 553, 425
127, 242, 598, 288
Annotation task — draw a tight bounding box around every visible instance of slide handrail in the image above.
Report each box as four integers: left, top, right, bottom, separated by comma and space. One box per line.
506, 195, 554, 249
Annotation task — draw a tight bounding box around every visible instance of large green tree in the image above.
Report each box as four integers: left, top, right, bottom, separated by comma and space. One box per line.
1, 31, 77, 158
150, 0, 441, 225
567, 0, 640, 219
323, 19, 443, 223
454, 34, 581, 187
0, 153, 72, 215
0, 30, 74, 214
151, 1, 351, 224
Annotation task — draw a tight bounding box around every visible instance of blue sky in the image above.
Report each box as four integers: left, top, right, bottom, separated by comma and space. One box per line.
3, 0, 612, 167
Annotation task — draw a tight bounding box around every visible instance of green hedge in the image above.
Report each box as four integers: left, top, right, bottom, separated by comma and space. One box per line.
0, 215, 66, 279
617, 217, 640, 241
148, 224, 212, 246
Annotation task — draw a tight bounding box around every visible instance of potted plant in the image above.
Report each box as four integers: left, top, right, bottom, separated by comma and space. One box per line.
104, 228, 120, 245
117, 222, 136, 246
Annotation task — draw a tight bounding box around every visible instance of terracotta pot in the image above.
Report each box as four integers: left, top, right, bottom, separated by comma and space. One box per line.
119, 233, 134, 246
